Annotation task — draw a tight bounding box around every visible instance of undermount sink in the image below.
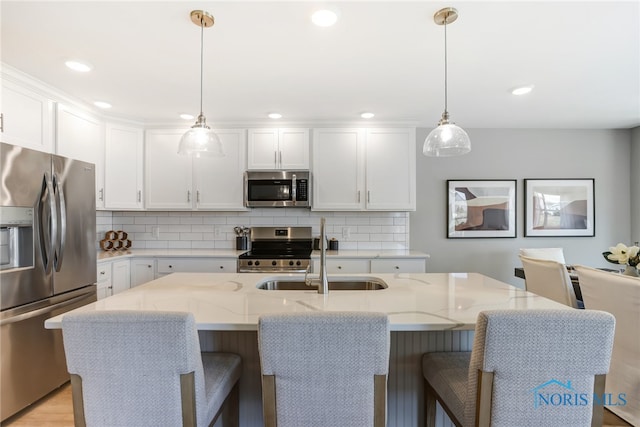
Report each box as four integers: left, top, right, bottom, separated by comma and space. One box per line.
256, 276, 388, 291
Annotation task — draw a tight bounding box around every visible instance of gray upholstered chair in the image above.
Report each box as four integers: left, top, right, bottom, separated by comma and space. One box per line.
422, 309, 615, 427
257, 311, 390, 427
519, 255, 579, 308
575, 265, 640, 426
61, 311, 242, 427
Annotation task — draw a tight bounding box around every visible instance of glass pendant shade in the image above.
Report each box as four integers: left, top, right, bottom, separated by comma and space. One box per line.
178, 121, 224, 157
423, 118, 471, 157
423, 7, 470, 157
178, 10, 224, 157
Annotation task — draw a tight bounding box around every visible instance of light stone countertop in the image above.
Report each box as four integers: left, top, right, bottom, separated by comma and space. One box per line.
97, 248, 430, 262
45, 272, 566, 331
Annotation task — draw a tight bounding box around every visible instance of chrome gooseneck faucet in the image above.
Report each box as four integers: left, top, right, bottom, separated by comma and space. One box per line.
305, 217, 329, 294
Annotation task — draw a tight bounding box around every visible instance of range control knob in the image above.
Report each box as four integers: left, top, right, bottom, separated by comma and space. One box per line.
255, 261, 260, 266
289, 261, 294, 266
296, 261, 302, 266
247, 261, 253, 266
272, 260, 277, 266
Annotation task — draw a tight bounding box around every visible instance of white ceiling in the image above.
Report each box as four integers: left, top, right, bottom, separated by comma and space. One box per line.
1, 1, 639, 129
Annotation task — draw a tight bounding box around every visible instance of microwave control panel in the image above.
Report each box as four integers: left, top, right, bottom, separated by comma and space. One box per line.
296, 179, 308, 201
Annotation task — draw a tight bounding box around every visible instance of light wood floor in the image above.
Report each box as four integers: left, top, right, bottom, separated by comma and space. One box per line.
1, 382, 633, 427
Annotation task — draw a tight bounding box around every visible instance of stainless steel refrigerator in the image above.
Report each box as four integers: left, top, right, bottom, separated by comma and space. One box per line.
0, 142, 97, 421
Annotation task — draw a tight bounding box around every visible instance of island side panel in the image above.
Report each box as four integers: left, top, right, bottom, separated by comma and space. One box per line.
199, 330, 474, 427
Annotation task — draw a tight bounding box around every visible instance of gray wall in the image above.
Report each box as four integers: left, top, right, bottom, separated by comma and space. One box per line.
410, 128, 632, 287
631, 126, 640, 244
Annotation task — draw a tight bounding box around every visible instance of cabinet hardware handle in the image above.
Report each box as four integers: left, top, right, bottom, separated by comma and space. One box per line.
137, 190, 141, 202
0, 113, 4, 133
197, 190, 200, 203
337, 266, 342, 269
108, 285, 113, 289
219, 266, 224, 269
395, 266, 400, 270
367, 191, 370, 203
187, 191, 191, 202
100, 271, 105, 275
99, 188, 104, 201
279, 151, 282, 167
357, 191, 361, 203
274, 151, 277, 166
147, 265, 152, 268
168, 265, 173, 268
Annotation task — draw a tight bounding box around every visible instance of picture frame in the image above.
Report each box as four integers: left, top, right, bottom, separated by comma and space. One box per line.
524, 178, 595, 237
447, 180, 517, 238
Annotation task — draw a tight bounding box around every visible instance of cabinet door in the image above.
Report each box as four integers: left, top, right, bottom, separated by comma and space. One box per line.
1, 79, 54, 153
56, 104, 105, 209
312, 128, 365, 210
194, 129, 247, 210
279, 128, 309, 169
145, 129, 193, 209
96, 262, 112, 300
312, 258, 369, 274
105, 123, 144, 209
131, 258, 155, 287
111, 259, 131, 294
247, 129, 278, 169
365, 128, 416, 211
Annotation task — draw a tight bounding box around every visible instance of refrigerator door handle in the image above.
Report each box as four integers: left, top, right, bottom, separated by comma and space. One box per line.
39, 172, 57, 273
0, 292, 92, 326
53, 174, 66, 272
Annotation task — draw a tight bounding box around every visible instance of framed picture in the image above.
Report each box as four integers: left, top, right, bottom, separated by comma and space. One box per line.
524, 179, 595, 237
447, 180, 517, 238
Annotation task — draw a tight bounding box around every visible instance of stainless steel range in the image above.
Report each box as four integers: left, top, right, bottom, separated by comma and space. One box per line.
237, 227, 312, 273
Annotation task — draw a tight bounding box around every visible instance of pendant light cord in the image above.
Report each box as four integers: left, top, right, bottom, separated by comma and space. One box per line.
443, 13, 448, 115
199, 17, 204, 117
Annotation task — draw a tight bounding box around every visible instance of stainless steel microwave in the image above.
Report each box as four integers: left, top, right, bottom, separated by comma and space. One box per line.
244, 171, 311, 208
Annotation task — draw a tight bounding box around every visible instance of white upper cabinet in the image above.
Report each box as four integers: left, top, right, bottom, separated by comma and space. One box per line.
193, 129, 246, 210
104, 123, 144, 210
247, 128, 309, 170
1, 78, 54, 153
365, 128, 416, 211
312, 127, 416, 211
312, 128, 365, 210
145, 128, 246, 210
145, 129, 194, 209
56, 103, 105, 209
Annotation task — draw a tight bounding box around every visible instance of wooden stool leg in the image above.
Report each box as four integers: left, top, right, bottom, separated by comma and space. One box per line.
424, 380, 437, 427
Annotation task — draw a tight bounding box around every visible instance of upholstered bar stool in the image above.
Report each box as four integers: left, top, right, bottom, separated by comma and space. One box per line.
62, 311, 242, 427
258, 311, 390, 427
422, 309, 615, 427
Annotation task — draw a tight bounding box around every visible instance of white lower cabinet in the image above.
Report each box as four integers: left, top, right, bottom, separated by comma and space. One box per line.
130, 258, 155, 287
312, 257, 427, 274
156, 258, 237, 277
96, 262, 113, 300
96, 259, 131, 300
370, 258, 425, 273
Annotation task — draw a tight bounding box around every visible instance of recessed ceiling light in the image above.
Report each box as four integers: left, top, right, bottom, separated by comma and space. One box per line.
180, 113, 195, 120
93, 101, 111, 109
360, 112, 375, 119
311, 9, 338, 27
268, 113, 283, 119
65, 60, 92, 72
511, 85, 535, 96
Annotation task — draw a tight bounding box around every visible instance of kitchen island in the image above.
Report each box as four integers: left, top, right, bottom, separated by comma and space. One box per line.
46, 272, 567, 427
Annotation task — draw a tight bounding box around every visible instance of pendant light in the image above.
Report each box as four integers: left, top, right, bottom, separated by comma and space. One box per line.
423, 7, 470, 157
178, 10, 224, 157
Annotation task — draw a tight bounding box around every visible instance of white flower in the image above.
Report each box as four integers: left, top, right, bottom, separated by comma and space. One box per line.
606, 243, 640, 266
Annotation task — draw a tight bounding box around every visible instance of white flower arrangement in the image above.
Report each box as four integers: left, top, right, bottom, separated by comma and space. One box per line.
602, 243, 640, 267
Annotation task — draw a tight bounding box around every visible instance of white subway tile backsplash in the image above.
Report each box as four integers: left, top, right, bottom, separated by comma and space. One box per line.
100, 210, 410, 251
